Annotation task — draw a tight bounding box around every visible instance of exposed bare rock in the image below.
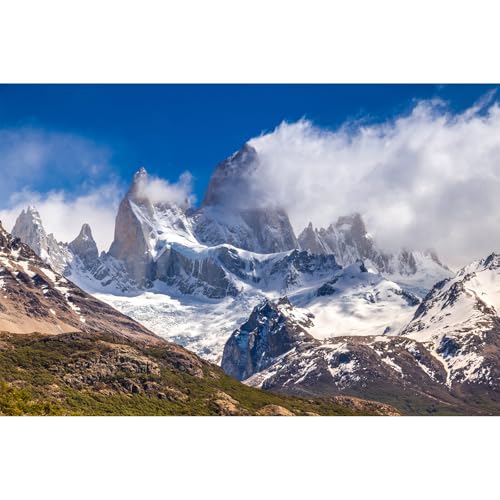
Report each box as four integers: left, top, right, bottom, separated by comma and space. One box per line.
222, 297, 317, 380
256, 405, 295, 416
212, 391, 242, 415
331, 396, 401, 416
68, 224, 99, 270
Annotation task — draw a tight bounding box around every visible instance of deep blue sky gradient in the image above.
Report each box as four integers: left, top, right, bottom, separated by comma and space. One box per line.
0, 84, 497, 202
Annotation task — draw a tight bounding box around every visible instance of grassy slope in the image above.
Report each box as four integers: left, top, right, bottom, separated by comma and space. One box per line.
0, 334, 396, 416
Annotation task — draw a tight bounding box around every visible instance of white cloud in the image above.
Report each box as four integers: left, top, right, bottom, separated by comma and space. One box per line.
135, 171, 195, 208
0, 127, 121, 252
249, 95, 500, 268
0, 185, 121, 252
0, 127, 112, 199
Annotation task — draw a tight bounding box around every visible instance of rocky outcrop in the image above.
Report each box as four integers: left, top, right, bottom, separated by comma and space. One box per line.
256, 405, 295, 416
299, 213, 392, 270
68, 223, 99, 270
221, 297, 317, 380
266, 249, 340, 290
202, 144, 259, 207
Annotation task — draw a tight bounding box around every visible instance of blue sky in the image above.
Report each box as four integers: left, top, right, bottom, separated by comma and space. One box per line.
1, 84, 500, 266
0, 84, 497, 202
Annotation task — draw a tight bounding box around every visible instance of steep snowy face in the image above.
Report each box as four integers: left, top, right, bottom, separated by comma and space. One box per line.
194, 144, 299, 253
400, 253, 500, 389
298, 213, 452, 294
403, 253, 500, 341
11, 206, 72, 274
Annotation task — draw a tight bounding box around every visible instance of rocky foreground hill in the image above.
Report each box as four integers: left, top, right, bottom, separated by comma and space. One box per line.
0, 221, 397, 416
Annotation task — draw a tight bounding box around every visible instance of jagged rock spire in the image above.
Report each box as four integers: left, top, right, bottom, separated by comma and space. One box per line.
202, 143, 259, 207
69, 223, 99, 267
11, 205, 48, 258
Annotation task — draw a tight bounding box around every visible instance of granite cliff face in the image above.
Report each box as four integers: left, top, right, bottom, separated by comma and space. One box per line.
108, 167, 156, 284
68, 224, 99, 271
102, 147, 304, 296
193, 144, 299, 253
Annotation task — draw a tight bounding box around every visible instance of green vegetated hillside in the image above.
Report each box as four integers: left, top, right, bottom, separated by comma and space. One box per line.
0, 332, 399, 416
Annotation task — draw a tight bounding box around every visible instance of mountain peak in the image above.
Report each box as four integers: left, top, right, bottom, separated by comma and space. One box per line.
12, 206, 48, 257
77, 223, 94, 241
134, 166, 148, 179
202, 143, 259, 207
125, 166, 153, 203
335, 212, 367, 234
26, 204, 40, 214
22, 205, 43, 223
69, 223, 98, 266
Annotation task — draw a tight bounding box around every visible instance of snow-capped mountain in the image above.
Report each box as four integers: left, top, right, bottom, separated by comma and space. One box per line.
11, 206, 135, 294
288, 260, 420, 338
298, 213, 452, 294
222, 262, 421, 382
221, 256, 500, 414
68, 223, 99, 271
222, 297, 317, 380
8, 145, 451, 364
401, 253, 500, 388
6, 140, 500, 413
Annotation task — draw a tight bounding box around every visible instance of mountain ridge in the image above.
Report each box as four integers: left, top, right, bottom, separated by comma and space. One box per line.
1, 219, 396, 416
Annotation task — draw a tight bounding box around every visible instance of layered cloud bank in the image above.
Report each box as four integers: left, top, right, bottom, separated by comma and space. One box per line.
250, 94, 500, 268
